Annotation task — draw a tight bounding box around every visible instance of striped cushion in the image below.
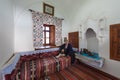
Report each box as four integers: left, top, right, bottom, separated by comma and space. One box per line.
7, 53, 71, 80
58, 56, 71, 70
40, 57, 57, 77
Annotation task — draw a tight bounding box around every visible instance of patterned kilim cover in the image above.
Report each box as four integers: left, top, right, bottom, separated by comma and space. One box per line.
8, 54, 71, 80
58, 56, 71, 70
40, 63, 120, 80
6, 54, 118, 80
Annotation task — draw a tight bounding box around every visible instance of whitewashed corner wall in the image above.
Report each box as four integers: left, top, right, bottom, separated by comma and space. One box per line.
0, 0, 14, 68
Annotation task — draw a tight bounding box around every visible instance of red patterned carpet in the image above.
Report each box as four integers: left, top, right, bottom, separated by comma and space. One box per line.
5, 55, 120, 80
41, 62, 120, 80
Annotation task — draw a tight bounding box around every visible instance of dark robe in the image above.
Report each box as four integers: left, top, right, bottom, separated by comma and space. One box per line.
59, 43, 75, 64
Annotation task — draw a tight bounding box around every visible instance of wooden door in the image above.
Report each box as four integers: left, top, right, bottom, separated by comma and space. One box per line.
110, 24, 120, 61
68, 31, 79, 48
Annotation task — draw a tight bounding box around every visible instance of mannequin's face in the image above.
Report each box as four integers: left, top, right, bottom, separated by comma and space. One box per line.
65, 40, 69, 44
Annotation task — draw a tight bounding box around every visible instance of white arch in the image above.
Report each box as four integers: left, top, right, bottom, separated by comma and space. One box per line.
81, 18, 100, 53
85, 28, 98, 53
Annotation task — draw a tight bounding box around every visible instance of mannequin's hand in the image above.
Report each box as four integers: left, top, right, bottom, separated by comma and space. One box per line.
61, 49, 64, 53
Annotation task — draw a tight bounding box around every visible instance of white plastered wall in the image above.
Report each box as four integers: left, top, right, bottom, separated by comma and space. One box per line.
0, 0, 14, 68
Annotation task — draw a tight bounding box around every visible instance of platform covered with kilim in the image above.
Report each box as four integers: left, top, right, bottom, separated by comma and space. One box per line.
4, 50, 71, 80
41, 63, 120, 80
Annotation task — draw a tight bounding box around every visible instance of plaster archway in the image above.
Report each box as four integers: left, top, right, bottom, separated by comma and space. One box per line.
85, 28, 98, 53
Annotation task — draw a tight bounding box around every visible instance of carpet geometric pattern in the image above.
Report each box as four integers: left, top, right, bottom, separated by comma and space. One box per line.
41, 63, 119, 80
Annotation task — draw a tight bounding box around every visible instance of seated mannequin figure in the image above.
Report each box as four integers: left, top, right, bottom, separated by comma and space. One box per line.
57, 39, 75, 64
56, 49, 65, 58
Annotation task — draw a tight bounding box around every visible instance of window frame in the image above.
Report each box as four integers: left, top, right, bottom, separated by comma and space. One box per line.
43, 25, 50, 45
43, 24, 55, 46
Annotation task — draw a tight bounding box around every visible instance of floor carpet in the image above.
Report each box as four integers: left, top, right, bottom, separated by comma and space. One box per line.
40, 62, 119, 80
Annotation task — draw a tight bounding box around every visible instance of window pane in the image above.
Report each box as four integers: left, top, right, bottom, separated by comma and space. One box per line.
43, 32, 44, 38
43, 26, 45, 30
46, 32, 49, 37
43, 38, 44, 44
46, 27, 49, 30
46, 38, 49, 44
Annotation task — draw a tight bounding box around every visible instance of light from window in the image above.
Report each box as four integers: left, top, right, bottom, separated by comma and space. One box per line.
46, 27, 49, 30
43, 24, 55, 46
46, 32, 49, 37
43, 26, 50, 45
46, 38, 49, 44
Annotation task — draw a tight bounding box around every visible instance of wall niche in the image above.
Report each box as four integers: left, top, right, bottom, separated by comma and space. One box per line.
85, 28, 98, 53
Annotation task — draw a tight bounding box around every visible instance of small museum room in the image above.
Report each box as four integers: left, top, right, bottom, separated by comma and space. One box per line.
0, 0, 120, 80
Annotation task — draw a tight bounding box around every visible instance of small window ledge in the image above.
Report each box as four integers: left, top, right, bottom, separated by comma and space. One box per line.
35, 46, 58, 50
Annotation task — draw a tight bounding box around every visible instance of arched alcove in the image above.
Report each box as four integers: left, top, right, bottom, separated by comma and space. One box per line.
86, 28, 98, 53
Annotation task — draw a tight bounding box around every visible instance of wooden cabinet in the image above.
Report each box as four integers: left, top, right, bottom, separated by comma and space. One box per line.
110, 24, 120, 61
68, 31, 79, 48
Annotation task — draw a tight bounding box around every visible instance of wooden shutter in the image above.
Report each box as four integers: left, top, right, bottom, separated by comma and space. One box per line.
110, 24, 120, 61
50, 25, 55, 46
68, 31, 79, 48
